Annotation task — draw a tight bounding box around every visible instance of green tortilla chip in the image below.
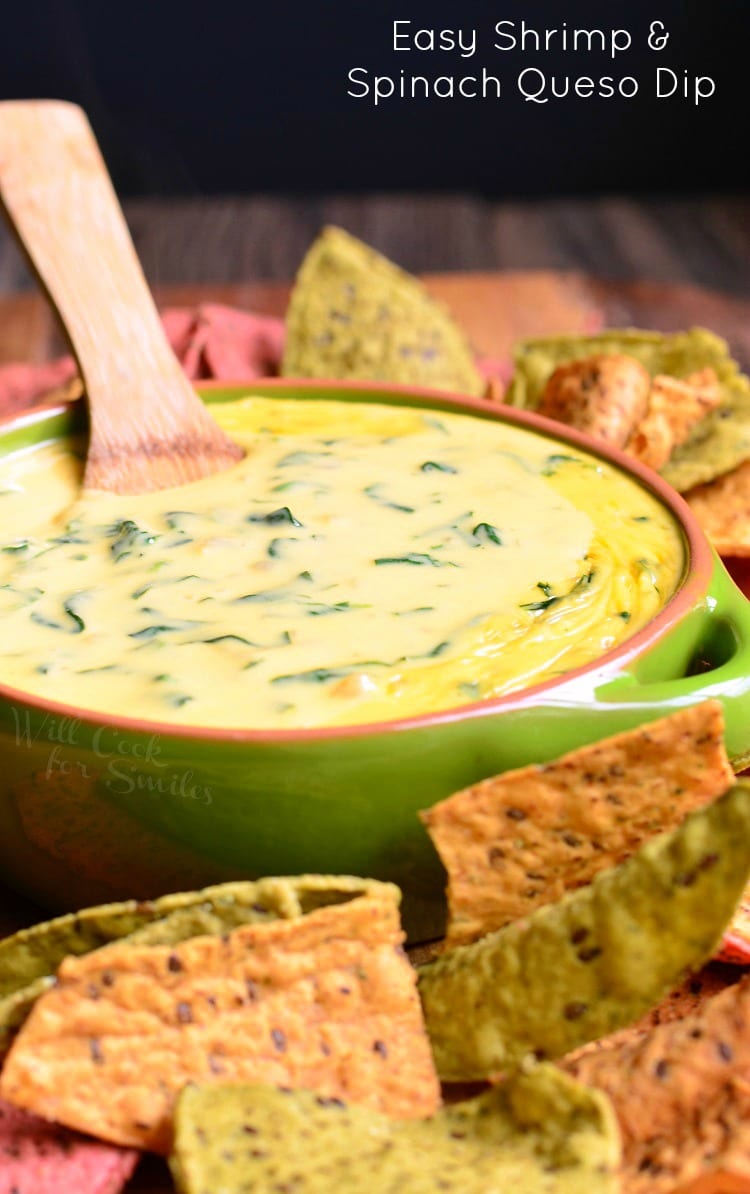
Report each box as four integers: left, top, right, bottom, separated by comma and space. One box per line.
0, 896, 183, 1000
418, 783, 750, 1081
507, 328, 750, 491
170, 1066, 619, 1194
0, 876, 386, 1059
282, 226, 484, 396
0, 875, 380, 997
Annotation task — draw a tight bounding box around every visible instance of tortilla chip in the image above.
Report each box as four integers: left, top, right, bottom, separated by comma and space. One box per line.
562, 974, 750, 1193
282, 226, 484, 396
0, 977, 54, 1062
0, 874, 374, 997
170, 1065, 619, 1194
418, 783, 750, 1081
421, 701, 733, 949
508, 328, 750, 491
0, 888, 439, 1153
0, 892, 187, 1000
716, 885, 750, 962
684, 459, 750, 557
566, 964, 736, 1063
0, 1095, 138, 1194
0, 876, 383, 1060
537, 353, 651, 448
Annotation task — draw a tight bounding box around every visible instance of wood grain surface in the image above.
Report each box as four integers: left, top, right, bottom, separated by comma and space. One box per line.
3, 269, 750, 373
0, 193, 748, 298
0, 267, 748, 1192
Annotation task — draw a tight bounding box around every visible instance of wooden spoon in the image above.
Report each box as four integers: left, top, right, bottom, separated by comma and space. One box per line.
0, 100, 244, 493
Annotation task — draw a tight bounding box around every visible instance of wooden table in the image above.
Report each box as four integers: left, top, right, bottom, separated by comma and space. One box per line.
2, 193, 749, 298
0, 269, 749, 1191
3, 269, 750, 372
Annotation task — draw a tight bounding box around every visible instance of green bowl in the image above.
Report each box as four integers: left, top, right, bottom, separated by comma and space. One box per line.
2, 380, 750, 941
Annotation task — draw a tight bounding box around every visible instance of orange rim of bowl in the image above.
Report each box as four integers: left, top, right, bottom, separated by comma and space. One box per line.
0, 377, 714, 743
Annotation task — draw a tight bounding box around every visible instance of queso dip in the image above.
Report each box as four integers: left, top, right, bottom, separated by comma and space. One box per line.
0, 396, 684, 729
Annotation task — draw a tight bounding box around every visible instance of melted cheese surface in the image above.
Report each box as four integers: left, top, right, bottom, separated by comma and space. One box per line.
0, 397, 684, 728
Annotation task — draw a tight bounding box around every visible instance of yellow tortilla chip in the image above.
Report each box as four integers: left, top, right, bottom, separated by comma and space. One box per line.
421, 701, 733, 949
0, 888, 440, 1153
562, 975, 750, 1193
685, 459, 750, 557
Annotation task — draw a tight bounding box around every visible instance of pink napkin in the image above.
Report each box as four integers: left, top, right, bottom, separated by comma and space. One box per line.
0, 303, 286, 417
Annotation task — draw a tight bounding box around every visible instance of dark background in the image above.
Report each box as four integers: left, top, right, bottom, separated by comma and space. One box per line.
1, 0, 747, 197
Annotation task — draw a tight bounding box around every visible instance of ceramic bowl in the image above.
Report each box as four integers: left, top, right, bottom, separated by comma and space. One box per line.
1, 380, 749, 940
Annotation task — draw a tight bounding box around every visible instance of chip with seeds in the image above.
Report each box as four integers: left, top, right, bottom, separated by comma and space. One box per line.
282, 226, 484, 396
562, 974, 750, 1193
0, 977, 54, 1063
0, 874, 377, 996
0, 876, 385, 1060
565, 965, 736, 1065
170, 1065, 619, 1194
507, 328, 750, 491
0, 1095, 138, 1194
685, 459, 750, 557
0, 887, 439, 1153
418, 783, 750, 1081
421, 701, 733, 949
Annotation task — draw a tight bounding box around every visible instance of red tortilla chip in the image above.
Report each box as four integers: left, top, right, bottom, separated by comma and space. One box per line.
421, 702, 733, 948
0, 1096, 138, 1193
562, 975, 750, 1193
0, 890, 439, 1153
716, 887, 750, 963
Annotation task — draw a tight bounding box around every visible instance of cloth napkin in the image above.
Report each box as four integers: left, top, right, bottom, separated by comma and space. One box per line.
0, 299, 531, 416
0, 303, 287, 417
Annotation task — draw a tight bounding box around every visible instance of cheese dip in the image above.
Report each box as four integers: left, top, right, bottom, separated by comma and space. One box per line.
0, 397, 684, 729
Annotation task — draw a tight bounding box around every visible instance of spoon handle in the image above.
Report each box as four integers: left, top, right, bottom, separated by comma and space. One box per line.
0, 100, 242, 493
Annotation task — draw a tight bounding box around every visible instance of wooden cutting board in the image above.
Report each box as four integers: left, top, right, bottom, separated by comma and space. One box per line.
0, 269, 749, 1192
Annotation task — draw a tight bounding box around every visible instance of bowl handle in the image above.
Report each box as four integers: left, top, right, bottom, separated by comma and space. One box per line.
594, 557, 750, 768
